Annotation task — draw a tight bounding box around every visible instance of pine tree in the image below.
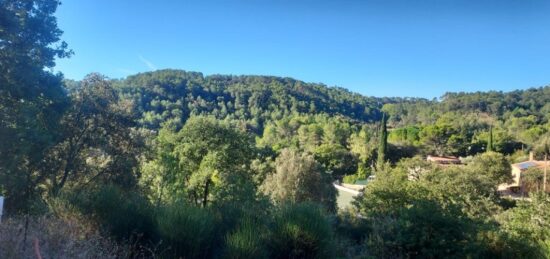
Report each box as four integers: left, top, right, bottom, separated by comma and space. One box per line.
377, 113, 388, 169
487, 126, 494, 152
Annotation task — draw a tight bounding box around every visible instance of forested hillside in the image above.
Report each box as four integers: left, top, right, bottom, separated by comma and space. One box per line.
111, 70, 391, 132
108, 69, 549, 160
3, 1, 550, 258
110, 69, 550, 133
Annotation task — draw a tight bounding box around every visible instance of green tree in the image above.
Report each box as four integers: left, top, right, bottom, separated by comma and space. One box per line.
377, 113, 388, 169
419, 123, 456, 156
0, 0, 72, 212
354, 168, 480, 258
522, 168, 546, 193
44, 74, 143, 195
313, 144, 357, 179
141, 117, 256, 207
467, 151, 512, 186
487, 125, 494, 152
260, 148, 336, 212
421, 167, 502, 220
395, 156, 435, 181
349, 125, 376, 178
498, 192, 550, 258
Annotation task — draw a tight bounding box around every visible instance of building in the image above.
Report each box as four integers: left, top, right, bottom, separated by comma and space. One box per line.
498, 152, 549, 192
426, 155, 461, 165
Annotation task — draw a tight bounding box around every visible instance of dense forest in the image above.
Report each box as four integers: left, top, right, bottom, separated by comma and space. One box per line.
2, 1, 550, 258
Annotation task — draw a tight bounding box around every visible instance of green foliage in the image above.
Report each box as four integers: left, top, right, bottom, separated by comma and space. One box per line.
46, 74, 143, 195
313, 144, 357, 179
498, 192, 550, 258
141, 116, 257, 206
388, 125, 421, 145
268, 203, 334, 259
377, 113, 388, 169
223, 218, 268, 259
342, 174, 365, 184
0, 0, 71, 212
475, 126, 521, 154
467, 151, 512, 185
366, 198, 477, 258
67, 185, 154, 241
395, 156, 435, 180
535, 134, 550, 157
117, 70, 385, 131
421, 167, 502, 220
156, 202, 218, 258
353, 161, 522, 257
354, 168, 480, 257
419, 123, 459, 156
487, 125, 494, 152
522, 168, 547, 193
333, 210, 370, 244
261, 148, 337, 212
5, 2, 550, 257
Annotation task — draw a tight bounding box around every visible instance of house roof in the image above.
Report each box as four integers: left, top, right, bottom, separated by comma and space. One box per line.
512, 160, 548, 170
426, 155, 461, 164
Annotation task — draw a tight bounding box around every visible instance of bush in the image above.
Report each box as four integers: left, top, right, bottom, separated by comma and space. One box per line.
223, 217, 268, 259
213, 200, 271, 238
155, 202, 218, 258
268, 203, 334, 259
334, 209, 370, 243
69, 185, 155, 242
342, 174, 365, 184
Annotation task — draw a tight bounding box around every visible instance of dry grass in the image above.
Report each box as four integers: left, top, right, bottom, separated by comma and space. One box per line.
0, 214, 129, 259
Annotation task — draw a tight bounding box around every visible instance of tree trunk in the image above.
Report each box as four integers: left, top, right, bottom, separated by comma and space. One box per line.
202, 179, 210, 208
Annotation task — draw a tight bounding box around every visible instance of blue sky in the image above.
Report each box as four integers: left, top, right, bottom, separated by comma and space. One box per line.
55, 0, 550, 98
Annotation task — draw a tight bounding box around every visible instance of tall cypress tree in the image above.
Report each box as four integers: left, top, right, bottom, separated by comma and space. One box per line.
377, 113, 388, 169
487, 126, 494, 152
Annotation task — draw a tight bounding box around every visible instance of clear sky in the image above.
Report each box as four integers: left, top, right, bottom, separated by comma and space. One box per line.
55, 0, 550, 98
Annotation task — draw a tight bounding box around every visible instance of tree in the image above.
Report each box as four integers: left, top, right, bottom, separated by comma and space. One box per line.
419, 123, 451, 155
349, 125, 376, 178
260, 148, 336, 212
421, 167, 501, 220
498, 192, 550, 258
535, 134, 550, 192
313, 144, 357, 179
487, 125, 494, 152
521, 168, 545, 193
467, 151, 512, 186
377, 113, 388, 169
45, 74, 143, 195
353, 168, 480, 258
395, 156, 435, 181
0, 0, 72, 212
141, 117, 257, 207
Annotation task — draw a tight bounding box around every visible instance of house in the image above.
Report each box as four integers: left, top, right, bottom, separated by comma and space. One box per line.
498, 152, 549, 192
426, 155, 461, 165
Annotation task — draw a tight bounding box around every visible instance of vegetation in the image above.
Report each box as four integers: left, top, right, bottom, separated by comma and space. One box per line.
2, 1, 550, 258
261, 148, 337, 212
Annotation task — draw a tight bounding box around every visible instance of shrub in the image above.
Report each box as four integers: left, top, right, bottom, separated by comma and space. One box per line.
342, 174, 365, 184
70, 185, 155, 242
223, 217, 268, 259
268, 203, 334, 259
155, 202, 218, 258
